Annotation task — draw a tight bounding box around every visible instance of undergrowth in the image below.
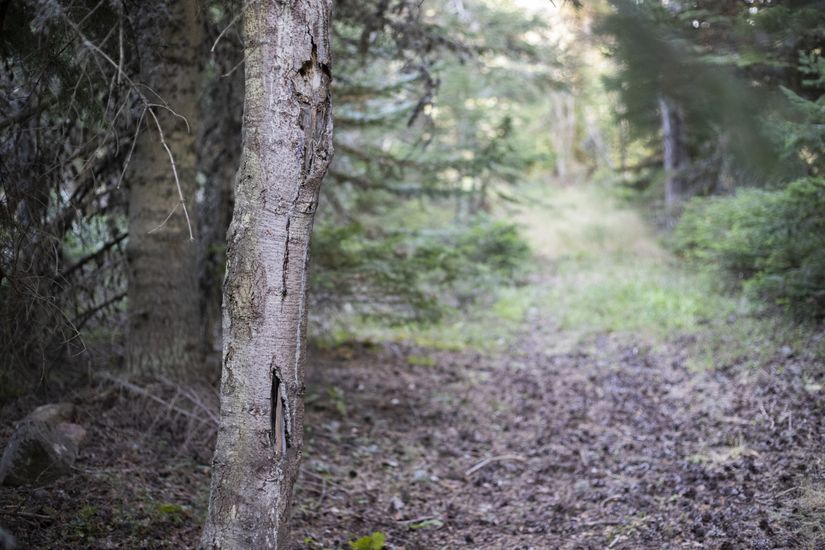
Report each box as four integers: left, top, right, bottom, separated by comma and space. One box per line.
317, 180, 825, 371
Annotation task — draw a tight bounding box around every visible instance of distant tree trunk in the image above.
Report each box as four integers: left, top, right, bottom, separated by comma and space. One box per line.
199, 158, 235, 365
200, 0, 333, 547
658, 95, 688, 221
198, 66, 243, 365
619, 118, 629, 172
551, 92, 577, 182
126, 0, 203, 378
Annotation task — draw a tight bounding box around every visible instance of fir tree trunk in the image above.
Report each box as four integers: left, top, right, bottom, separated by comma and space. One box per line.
200, 0, 333, 547
126, 0, 203, 379
659, 95, 688, 219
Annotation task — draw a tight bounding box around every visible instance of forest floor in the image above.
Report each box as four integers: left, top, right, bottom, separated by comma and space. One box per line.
2, 182, 825, 549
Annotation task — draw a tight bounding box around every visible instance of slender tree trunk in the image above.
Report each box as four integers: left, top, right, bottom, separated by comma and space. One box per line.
658, 95, 688, 220
200, 0, 333, 547
126, 0, 203, 378
619, 118, 629, 172
551, 91, 577, 182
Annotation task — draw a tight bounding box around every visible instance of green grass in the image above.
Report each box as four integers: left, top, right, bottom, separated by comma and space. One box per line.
544, 256, 716, 335
320, 294, 533, 352
509, 182, 740, 339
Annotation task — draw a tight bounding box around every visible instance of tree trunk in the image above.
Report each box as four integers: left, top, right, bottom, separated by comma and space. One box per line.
126, 0, 203, 378
551, 91, 577, 182
198, 64, 243, 366
658, 95, 688, 220
200, 0, 333, 547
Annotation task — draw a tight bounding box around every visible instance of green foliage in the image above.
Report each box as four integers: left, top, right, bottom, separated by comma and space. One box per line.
775, 51, 825, 176
545, 257, 722, 337
327, 386, 348, 417
674, 189, 780, 280
406, 354, 437, 367
153, 503, 187, 525
311, 214, 531, 324
313, 0, 552, 329
675, 178, 825, 319
348, 531, 386, 550
600, 0, 825, 200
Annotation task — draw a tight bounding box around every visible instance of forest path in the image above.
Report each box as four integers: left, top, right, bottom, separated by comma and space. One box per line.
3, 186, 821, 550
292, 183, 825, 549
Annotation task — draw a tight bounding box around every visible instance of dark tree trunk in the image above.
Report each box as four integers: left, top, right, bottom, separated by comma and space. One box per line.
126, 0, 203, 379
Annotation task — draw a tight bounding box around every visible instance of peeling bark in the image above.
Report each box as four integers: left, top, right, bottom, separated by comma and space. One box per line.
200, 1, 333, 548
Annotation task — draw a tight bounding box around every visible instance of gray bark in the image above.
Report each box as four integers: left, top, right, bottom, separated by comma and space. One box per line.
126, 0, 203, 378
200, 0, 333, 547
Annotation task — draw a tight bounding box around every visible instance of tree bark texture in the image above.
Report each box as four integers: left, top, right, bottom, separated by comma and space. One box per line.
200, 0, 333, 547
126, 0, 203, 378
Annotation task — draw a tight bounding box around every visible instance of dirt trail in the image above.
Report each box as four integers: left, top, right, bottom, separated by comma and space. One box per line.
2, 185, 824, 549
291, 185, 825, 549
292, 293, 824, 549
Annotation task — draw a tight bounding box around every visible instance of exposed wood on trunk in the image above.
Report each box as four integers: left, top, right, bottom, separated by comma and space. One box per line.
200, 0, 333, 547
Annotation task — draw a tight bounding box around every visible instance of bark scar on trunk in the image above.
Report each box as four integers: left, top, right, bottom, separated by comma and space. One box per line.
281, 217, 290, 298
271, 368, 291, 455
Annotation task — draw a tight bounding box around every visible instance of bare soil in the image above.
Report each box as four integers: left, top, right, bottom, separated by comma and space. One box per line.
291, 319, 825, 549
2, 308, 824, 549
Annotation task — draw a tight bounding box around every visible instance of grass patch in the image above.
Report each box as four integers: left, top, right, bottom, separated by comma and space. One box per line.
786, 481, 825, 550
541, 255, 730, 338
318, 282, 538, 353
315, 180, 825, 371
512, 182, 742, 339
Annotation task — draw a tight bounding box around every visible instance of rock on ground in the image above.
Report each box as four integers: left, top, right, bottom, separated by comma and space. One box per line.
0, 403, 86, 487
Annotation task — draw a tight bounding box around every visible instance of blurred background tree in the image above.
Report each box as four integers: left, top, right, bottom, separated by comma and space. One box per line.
596, 0, 825, 318
0, 0, 570, 394
3, 0, 825, 398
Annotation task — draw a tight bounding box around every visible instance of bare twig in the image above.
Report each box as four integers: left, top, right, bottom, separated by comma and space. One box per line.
221, 56, 246, 79
73, 291, 127, 330
62, 13, 194, 239
98, 373, 217, 426
117, 108, 146, 189
210, 0, 259, 53
60, 233, 127, 280
464, 454, 526, 476
0, 97, 57, 131
146, 108, 194, 240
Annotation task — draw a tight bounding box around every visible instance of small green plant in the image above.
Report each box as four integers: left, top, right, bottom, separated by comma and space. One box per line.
153, 502, 187, 525
327, 386, 348, 417
406, 354, 436, 367
349, 531, 386, 550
